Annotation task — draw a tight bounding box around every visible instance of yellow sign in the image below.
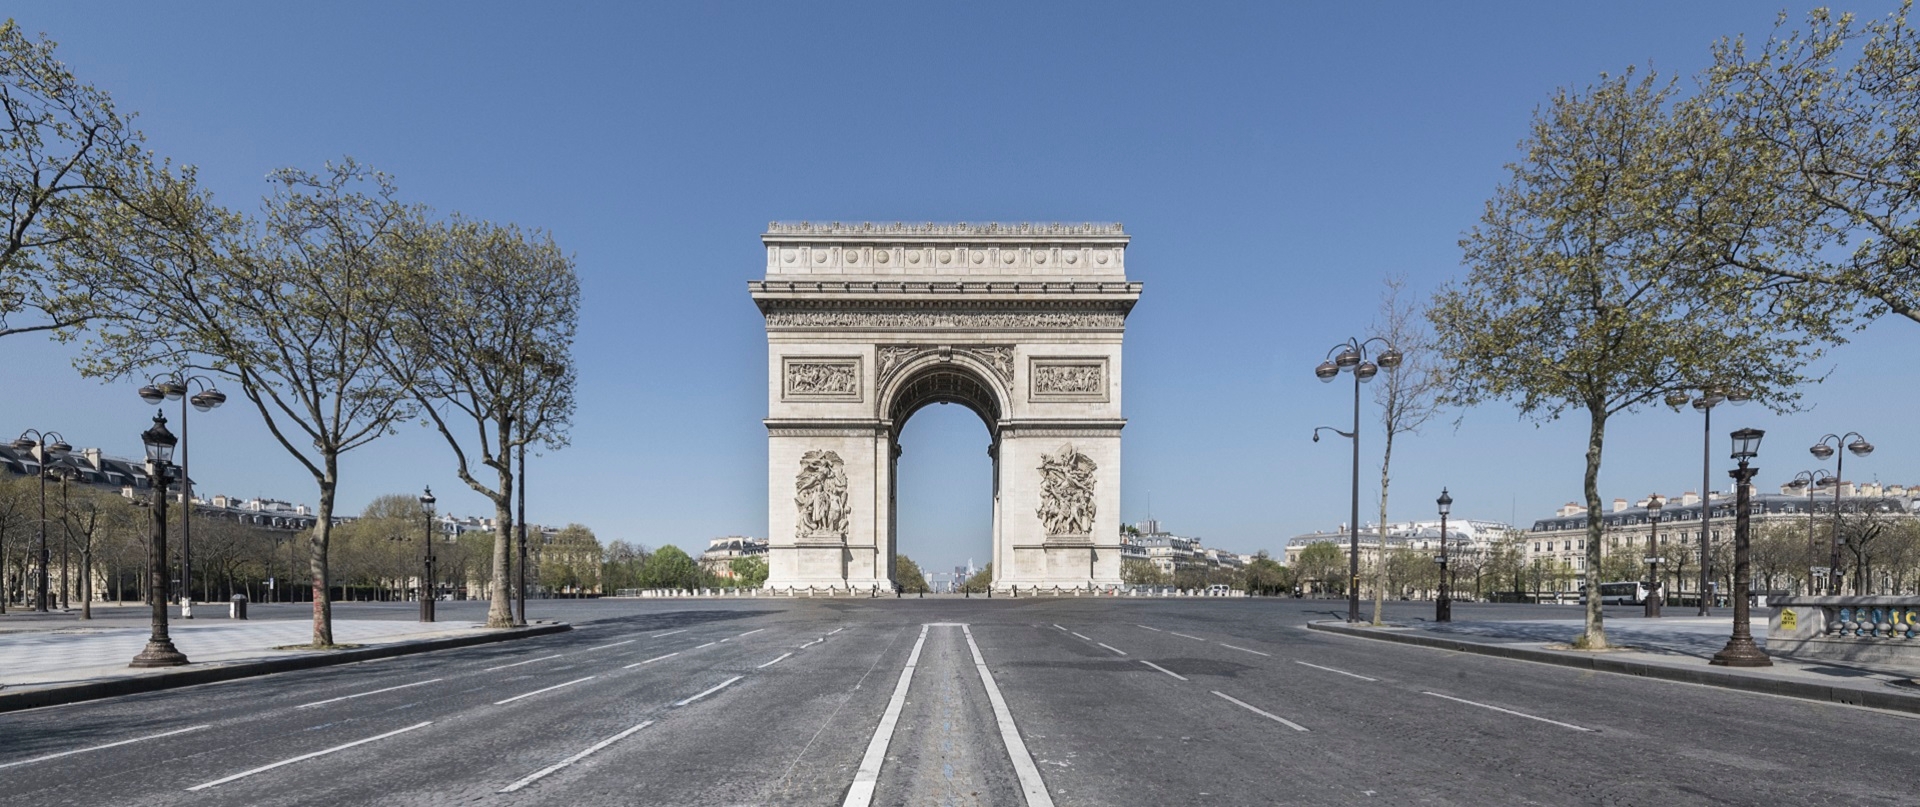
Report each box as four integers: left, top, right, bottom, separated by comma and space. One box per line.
1780, 609, 1797, 631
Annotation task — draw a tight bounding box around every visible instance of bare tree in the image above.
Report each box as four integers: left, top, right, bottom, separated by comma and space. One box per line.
1368, 275, 1445, 624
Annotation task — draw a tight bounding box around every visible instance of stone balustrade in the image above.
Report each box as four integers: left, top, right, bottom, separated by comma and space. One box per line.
1768, 596, 1920, 674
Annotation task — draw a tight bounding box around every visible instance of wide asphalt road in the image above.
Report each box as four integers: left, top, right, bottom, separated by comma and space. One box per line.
1, 597, 1911, 806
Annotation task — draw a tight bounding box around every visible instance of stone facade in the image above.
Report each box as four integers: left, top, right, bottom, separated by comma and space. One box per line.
753, 222, 1140, 591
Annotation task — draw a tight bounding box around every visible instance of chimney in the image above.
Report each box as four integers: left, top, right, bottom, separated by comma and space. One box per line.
1680, 491, 1699, 506
1612, 498, 1628, 513
82, 447, 103, 470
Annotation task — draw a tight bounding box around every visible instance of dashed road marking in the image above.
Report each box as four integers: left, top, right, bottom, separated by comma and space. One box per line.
1169, 632, 1206, 642
624, 652, 678, 669
1294, 660, 1377, 681
187, 722, 432, 791
1424, 691, 1594, 732
674, 676, 744, 707
297, 678, 444, 709
583, 639, 637, 652
0, 725, 210, 770
484, 654, 562, 672
758, 652, 794, 668
1213, 691, 1308, 732
1136, 624, 1163, 632
1140, 660, 1188, 681
1097, 642, 1128, 656
495, 676, 596, 705
499, 720, 654, 792
1218, 643, 1271, 657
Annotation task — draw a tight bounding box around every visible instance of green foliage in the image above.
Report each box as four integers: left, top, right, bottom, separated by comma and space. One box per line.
640, 544, 702, 589
540, 524, 602, 595
959, 563, 993, 593
1243, 552, 1292, 595
892, 554, 929, 593
601, 540, 648, 591
729, 555, 769, 588
1293, 542, 1346, 594
1120, 557, 1166, 586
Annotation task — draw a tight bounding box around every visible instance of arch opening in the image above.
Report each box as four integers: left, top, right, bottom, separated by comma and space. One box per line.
882, 362, 1006, 591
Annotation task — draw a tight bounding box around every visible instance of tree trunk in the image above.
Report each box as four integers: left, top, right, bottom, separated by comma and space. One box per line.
80, 549, 92, 619
1577, 408, 1609, 650
309, 457, 338, 647
1373, 431, 1395, 625
486, 469, 515, 628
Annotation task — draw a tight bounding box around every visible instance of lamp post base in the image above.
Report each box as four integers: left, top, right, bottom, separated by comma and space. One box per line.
1709, 637, 1772, 668
130, 639, 189, 668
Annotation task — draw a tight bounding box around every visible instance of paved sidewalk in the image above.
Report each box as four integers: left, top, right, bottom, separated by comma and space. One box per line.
0, 618, 488, 691
1311, 615, 1920, 714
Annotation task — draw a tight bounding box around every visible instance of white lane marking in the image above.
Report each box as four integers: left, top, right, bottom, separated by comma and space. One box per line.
827, 627, 845, 636
499, 720, 655, 793
653, 629, 687, 637
1135, 624, 1163, 632
1295, 660, 1377, 681
696, 642, 716, 649
674, 676, 744, 707
1096, 642, 1128, 656
758, 652, 794, 668
1169, 631, 1206, 641
1213, 691, 1308, 732
494, 676, 596, 705
800, 638, 824, 649
485, 654, 562, 672
624, 652, 679, 669
1140, 660, 1188, 681
962, 625, 1056, 807
738, 628, 766, 637
187, 722, 431, 791
843, 625, 930, 807
0, 725, 209, 770
1051, 624, 1067, 631
297, 678, 444, 709
584, 639, 637, 652
1424, 691, 1595, 732
1069, 631, 1093, 641
1219, 643, 1271, 657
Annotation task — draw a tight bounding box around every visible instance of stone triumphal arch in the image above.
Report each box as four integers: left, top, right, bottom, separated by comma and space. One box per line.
753, 222, 1141, 592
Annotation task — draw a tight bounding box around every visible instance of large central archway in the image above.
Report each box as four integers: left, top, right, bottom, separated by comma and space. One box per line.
752, 221, 1141, 591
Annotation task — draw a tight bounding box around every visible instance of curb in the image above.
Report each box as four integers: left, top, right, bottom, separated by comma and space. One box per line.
0, 622, 572, 714
1306, 620, 1920, 717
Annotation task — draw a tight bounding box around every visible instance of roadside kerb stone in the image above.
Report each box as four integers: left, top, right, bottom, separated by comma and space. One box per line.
0, 622, 570, 714
1307, 620, 1920, 717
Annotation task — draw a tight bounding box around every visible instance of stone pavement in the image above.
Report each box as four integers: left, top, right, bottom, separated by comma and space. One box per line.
0, 617, 489, 690
1329, 615, 1919, 707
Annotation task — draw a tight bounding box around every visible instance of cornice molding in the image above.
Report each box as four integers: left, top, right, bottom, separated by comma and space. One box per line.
766, 221, 1125, 238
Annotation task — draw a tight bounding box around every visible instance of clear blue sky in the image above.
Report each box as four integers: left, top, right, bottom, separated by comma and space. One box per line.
6, 2, 1913, 577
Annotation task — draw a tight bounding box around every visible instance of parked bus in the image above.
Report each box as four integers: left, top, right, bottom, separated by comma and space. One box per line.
1578, 581, 1649, 605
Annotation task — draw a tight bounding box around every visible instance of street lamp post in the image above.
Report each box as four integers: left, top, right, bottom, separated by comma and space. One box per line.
138, 374, 226, 618
1809, 433, 1873, 595
56, 466, 74, 610
1313, 336, 1402, 624
1711, 427, 1771, 668
1643, 494, 1665, 618
420, 487, 437, 622
131, 412, 188, 668
1665, 389, 1749, 615
1435, 488, 1452, 623
12, 430, 71, 612
1786, 470, 1836, 595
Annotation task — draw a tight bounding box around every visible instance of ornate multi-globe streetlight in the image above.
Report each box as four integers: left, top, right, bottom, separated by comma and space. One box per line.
1711, 427, 1770, 668
11, 429, 71, 612
1785, 469, 1836, 594
1809, 432, 1873, 595
1434, 488, 1452, 623
1665, 388, 1749, 615
137, 374, 225, 617
1312, 336, 1402, 623
1643, 494, 1665, 619
131, 412, 188, 668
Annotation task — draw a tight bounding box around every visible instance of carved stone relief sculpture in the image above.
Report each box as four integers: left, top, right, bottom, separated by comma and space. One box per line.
1036, 443, 1098, 537
1030, 359, 1107, 401
795, 450, 851, 538
876, 344, 1015, 387
784, 358, 860, 400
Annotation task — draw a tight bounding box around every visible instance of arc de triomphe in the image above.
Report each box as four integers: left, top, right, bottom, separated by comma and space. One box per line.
752, 222, 1140, 591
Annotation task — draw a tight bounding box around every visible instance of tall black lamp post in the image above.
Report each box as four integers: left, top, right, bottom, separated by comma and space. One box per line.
1665, 389, 1749, 615
1643, 494, 1665, 618
138, 374, 226, 618
131, 412, 188, 668
1786, 470, 1836, 594
1809, 432, 1873, 595
1435, 488, 1452, 623
1711, 427, 1771, 668
1313, 336, 1402, 623
419, 487, 437, 622
12, 429, 71, 612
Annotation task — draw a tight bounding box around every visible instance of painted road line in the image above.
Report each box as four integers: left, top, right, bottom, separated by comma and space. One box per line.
963, 625, 1056, 807
297, 678, 445, 710
484, 654, 562, 672
1213, 691, 1309, 732
500, 720, 655, 793
0, 725, 210, 770
842, 625, 930, 807
758, 652, 794, 668
827, 627, 845, 635
738, 628, 766, 637
1097, 642, 1129, 656
1294, 660, 1377, 681
1070, 631, 1094, 641
1169, 631, 1206, 641
187, 722, 432, 791
583, 639, 637, 652
653, 629, 687, 637
1136, 624, 1163, 632
1218, 643, 1271, 657
674, 676, 745, 707
624, 652, 679, 669
800, 638, 824, 649
495, 676, 596, 706
1424, 692, 1595, 732
696, 642, 717, 649
1052, 624, 1068, 631
1140, 660, 1188, 681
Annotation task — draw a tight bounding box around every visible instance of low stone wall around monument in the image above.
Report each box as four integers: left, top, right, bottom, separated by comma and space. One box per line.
1769, 596, 1920, 674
